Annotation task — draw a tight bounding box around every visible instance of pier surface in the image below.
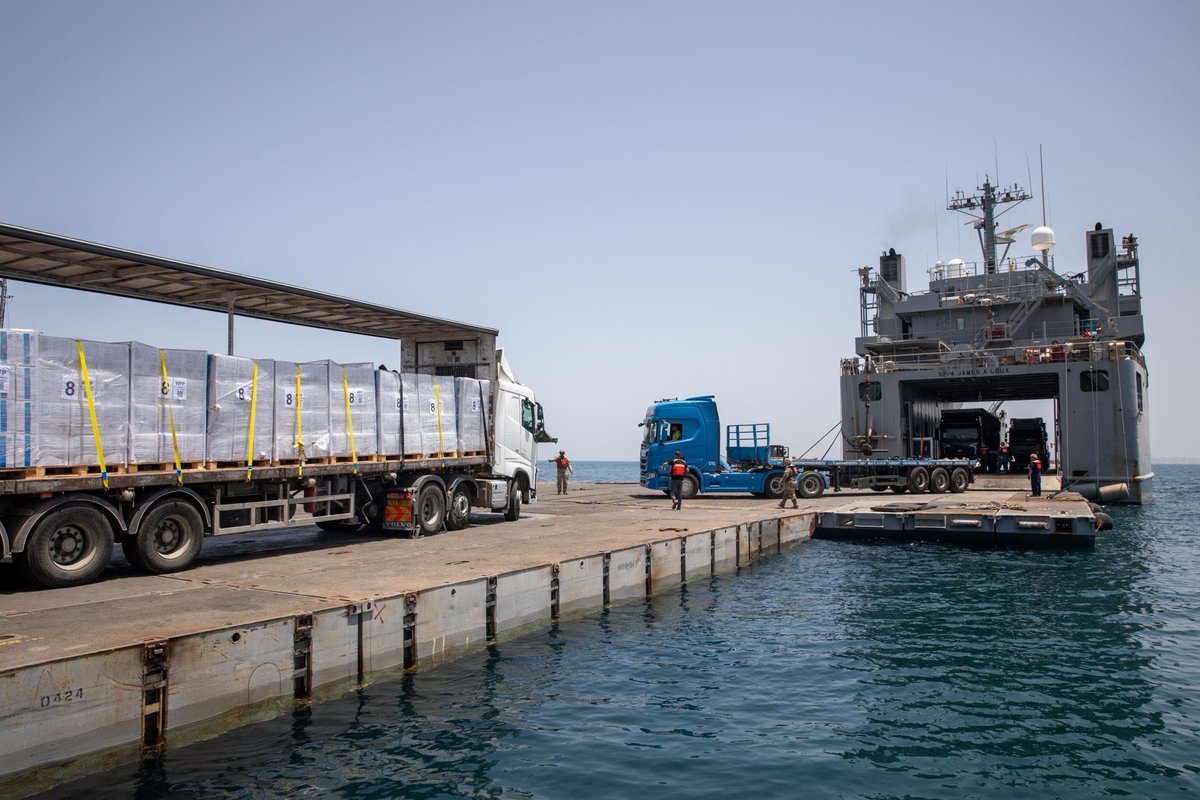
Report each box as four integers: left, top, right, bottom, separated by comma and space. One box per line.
1, 478, 1086, 793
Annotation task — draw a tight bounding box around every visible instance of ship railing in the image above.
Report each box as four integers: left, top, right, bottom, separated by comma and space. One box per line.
844, 339, 1145, 375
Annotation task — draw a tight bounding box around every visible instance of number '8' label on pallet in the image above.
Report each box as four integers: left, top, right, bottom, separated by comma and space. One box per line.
160, 377, 187, 401
61, 375, 95, 400
346, 388, 365, 405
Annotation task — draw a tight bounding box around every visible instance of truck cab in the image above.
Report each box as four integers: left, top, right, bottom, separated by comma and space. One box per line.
639, 396, 787, 498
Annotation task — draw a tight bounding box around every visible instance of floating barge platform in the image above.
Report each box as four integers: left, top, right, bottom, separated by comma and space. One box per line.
0, 479, 1093, 795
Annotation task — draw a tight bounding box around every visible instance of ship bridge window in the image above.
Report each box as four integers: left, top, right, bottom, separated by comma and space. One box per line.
1136, 373, 1144, 413
859, 381, 882, 401
1081, 370, 1109, 392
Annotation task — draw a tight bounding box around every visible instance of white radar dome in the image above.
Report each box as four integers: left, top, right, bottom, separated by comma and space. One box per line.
946, 258, 967, 278
1031, 226, 1056, 252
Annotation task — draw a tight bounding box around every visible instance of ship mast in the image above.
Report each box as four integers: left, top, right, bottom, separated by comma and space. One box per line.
947, 176, 1031, 273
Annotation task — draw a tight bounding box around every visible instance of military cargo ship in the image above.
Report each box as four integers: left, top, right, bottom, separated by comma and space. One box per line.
839, 176, 1151, 503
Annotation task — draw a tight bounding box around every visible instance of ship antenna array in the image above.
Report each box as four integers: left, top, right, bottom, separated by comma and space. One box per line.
946, 175, 1032, 273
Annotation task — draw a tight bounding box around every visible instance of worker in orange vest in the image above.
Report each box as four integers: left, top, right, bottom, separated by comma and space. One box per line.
1028, 454, 1042, 497
668, 451, 688, 510
550, 450, 572, 495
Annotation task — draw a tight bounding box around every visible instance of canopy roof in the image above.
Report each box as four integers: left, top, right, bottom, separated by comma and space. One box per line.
0, 222, 497, 341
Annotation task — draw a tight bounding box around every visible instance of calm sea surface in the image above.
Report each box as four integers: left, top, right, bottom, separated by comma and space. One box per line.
36, 464, 1200, 799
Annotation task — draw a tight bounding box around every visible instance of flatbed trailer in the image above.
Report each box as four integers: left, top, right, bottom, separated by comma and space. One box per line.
789, 457, 976, 497
0, 223, 550, 589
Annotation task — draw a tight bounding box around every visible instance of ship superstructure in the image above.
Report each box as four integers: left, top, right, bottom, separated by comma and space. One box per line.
839, 176, 1151, 503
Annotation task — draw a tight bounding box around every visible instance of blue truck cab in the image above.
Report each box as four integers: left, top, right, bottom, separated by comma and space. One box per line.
640, 396, 789, 499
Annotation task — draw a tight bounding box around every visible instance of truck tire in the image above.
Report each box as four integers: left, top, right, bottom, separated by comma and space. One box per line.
907, 466, 930, 493
418, 485, 446, 534
122, 499, 204, 574
680, 474, 699, 500
445, 485, 472, 531
763, 473, 784, 499
929, 467, 950, 494
949, 467, 970, 493
798, 471, 824, 499
889, 485, 908, 494
503, 485, 522, 521
15, 505, 114, 588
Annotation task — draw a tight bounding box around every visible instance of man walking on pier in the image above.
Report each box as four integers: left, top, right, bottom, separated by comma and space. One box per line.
1028, 453, 1043, 497
668, 451, 688, 510
550, 450, 572, 494
779, 459, 799, 509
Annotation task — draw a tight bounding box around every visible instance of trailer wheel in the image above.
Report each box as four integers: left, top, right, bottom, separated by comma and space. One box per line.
123, 499, 204, 574
503, 485, 522, 521
929, 467, 951, 494
949, 467, 970, 493
15, 505, 114, 588
870, 486, 888, 492
680, 474, 700, 500
907, 467, 930, 493
418, 485, 446, 533
445, 485, 472, 531
798, 471, 824, 499
763, 473, 784, 499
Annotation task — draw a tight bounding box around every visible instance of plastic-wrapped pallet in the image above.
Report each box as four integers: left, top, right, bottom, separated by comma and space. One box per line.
0, 329, 38, 469
376, 369, 402, 457
36, 336, 130, 467
329, 361, 378, 458
128, 342, 208, 466
272, 360, 332, 462
402, 372, 424, 456
455, 377, 490, 454
418, 374, 457, 456
206, 354, 275, 464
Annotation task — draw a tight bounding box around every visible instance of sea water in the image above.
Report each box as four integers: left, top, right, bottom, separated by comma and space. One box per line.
32, 465, 1200, 798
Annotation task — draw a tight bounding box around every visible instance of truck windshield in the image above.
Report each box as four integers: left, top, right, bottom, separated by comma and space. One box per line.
941, 425, 976, 443
642, 419, 669, 445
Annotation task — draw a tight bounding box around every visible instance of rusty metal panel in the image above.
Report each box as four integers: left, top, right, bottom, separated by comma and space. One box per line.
649, 539, 681, 594
0, 647, 143, 778
713, 526, 738, 574
779, 514, 814, 544
167, 619, 293, 731
607, 545, 647, 604
557, 554, 605, 616
761, 520, 781, 552
684, 532, 711, 581
413, 580, 487, 663
495, 566, 553, 636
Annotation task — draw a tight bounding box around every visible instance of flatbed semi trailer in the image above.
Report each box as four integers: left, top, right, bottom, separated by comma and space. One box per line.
640, 395, 973, 498
0, 223, 551, 589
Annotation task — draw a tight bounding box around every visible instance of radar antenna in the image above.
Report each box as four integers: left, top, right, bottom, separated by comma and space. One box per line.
947, 176, 1031, 273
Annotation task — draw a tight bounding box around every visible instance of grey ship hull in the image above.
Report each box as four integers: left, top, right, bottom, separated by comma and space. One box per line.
840, 178, 1151, 504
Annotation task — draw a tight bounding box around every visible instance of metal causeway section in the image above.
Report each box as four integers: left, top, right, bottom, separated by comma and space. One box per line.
0, 514, 816, 793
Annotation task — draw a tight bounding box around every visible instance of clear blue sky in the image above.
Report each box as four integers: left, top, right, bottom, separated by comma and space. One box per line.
2, 1, 1196, 460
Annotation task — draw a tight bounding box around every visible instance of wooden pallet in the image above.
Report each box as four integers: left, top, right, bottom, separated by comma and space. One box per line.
127, 460, 205, 474
460, 450, 486, 458
0, 463, 129, 479
205, 460, 259, 471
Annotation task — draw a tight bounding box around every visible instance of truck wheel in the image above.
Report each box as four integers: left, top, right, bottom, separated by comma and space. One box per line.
680, 474, 699, 500
763, 473, 784, 499
930, 467, 950, 494
889, 485, 908, 494
798, 471, 824, 498
503, 485, 522, 521
123, 499, 204, 574
870, 486, 888, 492
907, 467, 930, 493
949, 467, 970, 493
418, 485, 446, 533
445, 485, 472, 531
16, 505, 114, 588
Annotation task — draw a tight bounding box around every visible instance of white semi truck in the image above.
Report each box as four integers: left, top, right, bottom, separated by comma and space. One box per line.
0, 223, 551, 588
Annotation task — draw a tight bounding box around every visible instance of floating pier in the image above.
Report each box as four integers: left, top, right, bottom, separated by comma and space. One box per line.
0, 479, 1095, 795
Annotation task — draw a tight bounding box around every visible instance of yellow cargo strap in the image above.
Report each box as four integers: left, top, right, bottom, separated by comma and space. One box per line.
341, 367, 358, 473
245, 360, 259, 481
294, 364, 304, 477
75, 340, 108, 489
158, 349, 184, 485
433, 379, 445, 455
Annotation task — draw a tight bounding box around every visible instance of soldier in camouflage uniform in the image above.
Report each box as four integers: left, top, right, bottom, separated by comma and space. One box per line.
778, 459, 799, 509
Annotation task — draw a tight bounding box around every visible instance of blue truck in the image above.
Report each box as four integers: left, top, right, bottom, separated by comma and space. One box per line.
640, 395, 975, 499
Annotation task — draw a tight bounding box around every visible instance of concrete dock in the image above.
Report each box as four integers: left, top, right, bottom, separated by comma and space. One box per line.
0, 478, 1089, 794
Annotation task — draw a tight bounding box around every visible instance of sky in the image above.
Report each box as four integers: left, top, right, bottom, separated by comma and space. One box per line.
2, 1, 1197, 461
